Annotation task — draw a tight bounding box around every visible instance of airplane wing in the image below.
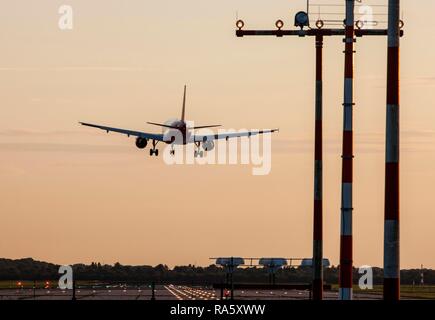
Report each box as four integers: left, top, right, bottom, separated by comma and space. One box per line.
193, 129, 279, 142
79, 122, 165, 141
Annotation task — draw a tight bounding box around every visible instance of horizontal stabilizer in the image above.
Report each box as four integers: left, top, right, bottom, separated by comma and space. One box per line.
189, 125, 222, 130
147, 122, 179, 129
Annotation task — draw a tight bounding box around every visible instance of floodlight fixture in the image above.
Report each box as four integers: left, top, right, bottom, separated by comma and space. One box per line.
315, 20, 324, 29
294, 11, 309, 29
236, 20, 245, 30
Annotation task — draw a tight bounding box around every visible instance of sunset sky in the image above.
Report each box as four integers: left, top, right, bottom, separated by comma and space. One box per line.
1, 0, 434, 269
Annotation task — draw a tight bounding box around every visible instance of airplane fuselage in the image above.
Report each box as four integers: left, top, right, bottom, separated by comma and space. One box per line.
163, 120, 191, 145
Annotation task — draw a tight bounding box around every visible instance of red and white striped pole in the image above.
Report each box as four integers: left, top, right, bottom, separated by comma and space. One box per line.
339, 0, 355, 300
312, 32, 324, 300
383, 0, 400, 301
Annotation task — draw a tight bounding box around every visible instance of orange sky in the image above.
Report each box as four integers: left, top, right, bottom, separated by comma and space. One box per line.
1, 0, 434, 269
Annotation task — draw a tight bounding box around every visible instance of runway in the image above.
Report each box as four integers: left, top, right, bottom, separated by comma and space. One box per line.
0, 285, 382, 300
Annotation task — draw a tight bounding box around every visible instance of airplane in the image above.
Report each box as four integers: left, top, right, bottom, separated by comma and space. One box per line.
79, 86, 279, 157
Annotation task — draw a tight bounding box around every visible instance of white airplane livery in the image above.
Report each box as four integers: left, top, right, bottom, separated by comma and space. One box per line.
80, 86, 278, 157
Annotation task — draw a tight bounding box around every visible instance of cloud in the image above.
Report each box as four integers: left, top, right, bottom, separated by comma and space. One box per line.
0, 143, 131, 154
0, 67, 147, 72
1, 130, 434, 155
402, 130, 435, 138
402, 77, 435, 87
272, 131, 435, 154
364, 76, 435, 89
0, 129, 86, 137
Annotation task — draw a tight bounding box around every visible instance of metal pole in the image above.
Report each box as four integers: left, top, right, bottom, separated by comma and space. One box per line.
312, 33, 324, 301
339, 0, 355, 300
151, 281, 156, 300
420, 264, 424, 286
233, 9, 402, 302
383, 0, 400, 301
72, 279, 76, 301
230, 257, 234, 300
230, 272, 234, 300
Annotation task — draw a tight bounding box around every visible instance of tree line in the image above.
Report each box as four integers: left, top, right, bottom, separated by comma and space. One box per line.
0, 258, 433, 285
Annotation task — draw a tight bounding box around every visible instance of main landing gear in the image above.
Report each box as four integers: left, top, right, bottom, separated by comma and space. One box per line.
170, 146, 175, 156
149, 140, 159, 157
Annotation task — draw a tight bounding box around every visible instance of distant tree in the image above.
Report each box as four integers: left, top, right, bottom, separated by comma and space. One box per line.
0, 258, 434, 285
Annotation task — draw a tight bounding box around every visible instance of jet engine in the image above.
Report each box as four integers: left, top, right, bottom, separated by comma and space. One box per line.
202, 140, 215, 151
135, 137, 148, 149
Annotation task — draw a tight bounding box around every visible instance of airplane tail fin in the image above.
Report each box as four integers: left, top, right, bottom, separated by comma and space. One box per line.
181, 85, 186, 122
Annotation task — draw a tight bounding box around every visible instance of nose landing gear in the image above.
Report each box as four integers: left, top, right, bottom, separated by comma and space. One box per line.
194, 142, 204, 158
149, 140, 159, 156
194, 150, 204, 158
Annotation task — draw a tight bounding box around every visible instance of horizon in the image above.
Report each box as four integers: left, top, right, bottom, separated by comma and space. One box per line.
1, 256, 432, 271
